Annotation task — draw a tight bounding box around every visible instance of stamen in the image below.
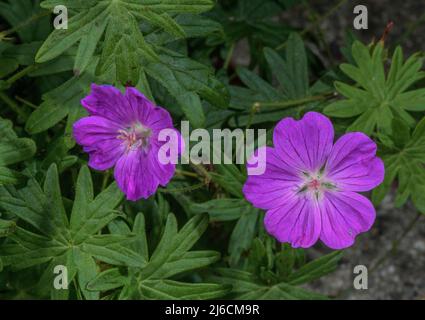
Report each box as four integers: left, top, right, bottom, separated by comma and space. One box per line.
297, 170, 336, 199
117, 122, 152, 152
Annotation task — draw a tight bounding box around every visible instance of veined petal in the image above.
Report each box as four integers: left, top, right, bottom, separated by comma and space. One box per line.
125, 87, 173, 131
264, 195, 321, 248
243, 147, 302, 210
326, 132, 384, 192
114, 149, 153, 201
76, 85, 181, 200
320, 191, 375, 249
273, 112, 334, 172
149, 144, 176, 186
73, 116, 124, 170
81, 84, 135, 125
114, 147, 175, 201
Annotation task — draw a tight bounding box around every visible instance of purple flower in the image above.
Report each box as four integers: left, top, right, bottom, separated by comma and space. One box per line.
73, 84, 182, 201
243, 112, 384, 249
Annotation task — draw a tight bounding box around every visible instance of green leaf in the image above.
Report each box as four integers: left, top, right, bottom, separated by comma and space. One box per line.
0, 138, 36, 167
0, 58, 19, 78
145, 47, 229, 128
324, 42, 425, 135
190, 197, 258, 267
26, 65, 94, 134
139, 279, 229, 300
287, 251, 344, 285
37, 0, 214, 81
0, 116, 36, 185
228, 207, 258, 267
190, 198, 251, 221
209, 163, 245, 198
27, 1, 228, 131
0, 164, 142, 299
263, 34, 309, 99
229, 43, 326, 126
86, 268, 128, 292
282, 32, 309, 98
372, 117, 425, 213
209, 268, 326, 300
237, 67, 282, 101
89, 213, 228, 300
74, 18, 108, 75
0, 219, 16, 237
0, 0, 50, 43
0, 168, 22, 185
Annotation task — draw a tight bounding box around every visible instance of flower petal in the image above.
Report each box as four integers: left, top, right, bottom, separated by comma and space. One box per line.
114, 147, 175, 201
125, 87, 173, 131
73, 116, 124, 170
326, 132, 384, 192
243, 147, 302, 210
320, 191, 375, 249
149, 145, 176, 186
264, 195, 321, 248
273, 112, 334, 172
81, 84, 134, 125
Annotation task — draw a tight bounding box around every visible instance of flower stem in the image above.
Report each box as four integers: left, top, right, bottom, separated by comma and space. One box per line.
224, 43, 235, 70
176, 169, 200, 179
101, 170, 112, 191
14, 95, 38, 109
189, 161, 212, 184
0, 91, 27, 119
245, 92, 335, 129
0, 11, 50, 39
6, 65, 38, 86
159, 182, 208, 194
256, 93, 334, 109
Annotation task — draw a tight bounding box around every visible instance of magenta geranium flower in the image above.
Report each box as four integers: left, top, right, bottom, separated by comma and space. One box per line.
73, 84, 182, 201
243, 112, 384, 249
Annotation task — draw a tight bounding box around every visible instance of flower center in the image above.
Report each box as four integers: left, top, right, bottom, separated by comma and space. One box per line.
297, 170, 336, 200
117, 122, 152, 152
308, 178, 321, 190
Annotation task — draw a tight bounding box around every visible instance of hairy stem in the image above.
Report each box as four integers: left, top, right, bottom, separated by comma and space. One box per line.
246, 91, 335, 129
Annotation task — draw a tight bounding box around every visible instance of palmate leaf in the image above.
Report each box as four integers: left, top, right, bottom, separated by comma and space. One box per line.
26, 0, 228, 130
0, 164, 144, 299
229, 33, 330, 126
0, 116, 36, 185
208, 268, 327, 300
324, 41, 425, 135
0, 219, 16, 238
25, 64, 95, 138
0, 0, 51, 43
372, 117, 425, 213
144, 46, 229, 128
191, 198, 259, 267
88, 213, 229, 299
207, 250, 342, 300
37, 0, 214, 75
213, 0, 290, 63
285, 251, 343, 285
